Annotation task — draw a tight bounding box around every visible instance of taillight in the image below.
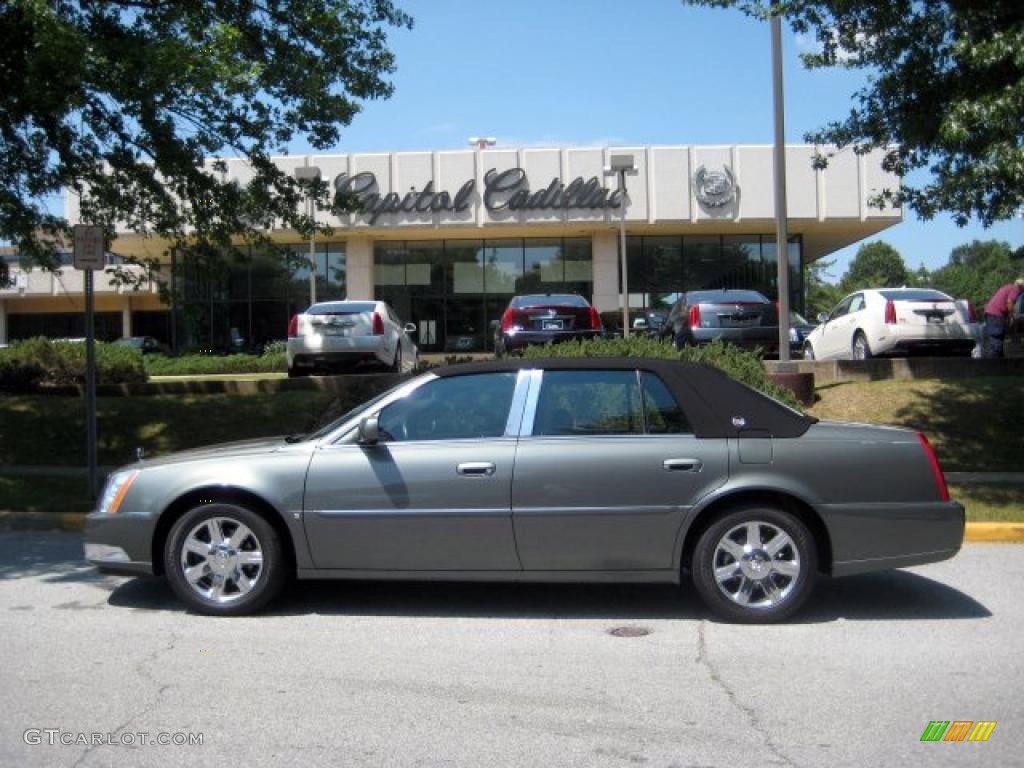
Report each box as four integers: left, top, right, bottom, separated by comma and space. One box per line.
287, 314, 299, 338
371, 311, 385, 335
884, 299, 896, 325
500, 308, 524, 332
966, 301, 977, 323
917, 432, 950, 502
688, 304, 701, 328
588, 306, 602, 330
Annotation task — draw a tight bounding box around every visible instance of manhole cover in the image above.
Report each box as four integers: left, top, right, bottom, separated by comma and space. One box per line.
608, 626, 651, 638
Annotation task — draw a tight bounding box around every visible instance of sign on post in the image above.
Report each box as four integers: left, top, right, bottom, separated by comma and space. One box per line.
73, 225, 105, 270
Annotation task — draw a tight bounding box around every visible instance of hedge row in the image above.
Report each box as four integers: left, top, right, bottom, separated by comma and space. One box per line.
0, 338, 147, 392
143, 352, 286, 376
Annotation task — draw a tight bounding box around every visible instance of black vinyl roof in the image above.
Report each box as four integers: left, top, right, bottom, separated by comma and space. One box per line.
435, 357, 815, 439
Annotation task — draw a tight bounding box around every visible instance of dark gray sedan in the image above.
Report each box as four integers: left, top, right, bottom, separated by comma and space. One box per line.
84, 358, 963, 623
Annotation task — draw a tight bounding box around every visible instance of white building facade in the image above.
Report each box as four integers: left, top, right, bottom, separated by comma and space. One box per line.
1, 144, 900, 351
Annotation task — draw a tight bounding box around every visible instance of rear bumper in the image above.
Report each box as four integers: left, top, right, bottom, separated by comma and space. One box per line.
287, 336, 387, 367
683, 329, 779, 352
499, 330, 603, 352
873, 326, 975, 356
825, 500, 965, 577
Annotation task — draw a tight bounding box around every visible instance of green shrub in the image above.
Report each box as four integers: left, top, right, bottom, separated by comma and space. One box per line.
521, 336, 801, 408
144, 352, 286, 376
0, 337, 147, 392
261, 340, 287, 357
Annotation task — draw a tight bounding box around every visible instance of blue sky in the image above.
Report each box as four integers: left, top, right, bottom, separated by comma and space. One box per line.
293, 0, 1022, 283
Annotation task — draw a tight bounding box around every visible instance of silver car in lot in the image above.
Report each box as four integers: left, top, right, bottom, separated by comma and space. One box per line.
286, 300, 419, 376
84, 358, 963, 623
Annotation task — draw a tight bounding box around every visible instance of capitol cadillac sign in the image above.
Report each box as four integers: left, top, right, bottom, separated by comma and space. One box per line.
332, 167, 625, 224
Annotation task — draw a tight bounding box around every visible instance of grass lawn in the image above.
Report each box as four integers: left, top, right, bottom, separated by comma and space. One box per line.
0, 391, 335, 467
948, 484, 1024, 523
807, 377, 1024, 472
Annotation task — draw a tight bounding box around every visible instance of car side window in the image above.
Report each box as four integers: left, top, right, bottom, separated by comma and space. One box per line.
829, 297, 853, 321
848, 294, 865, 314
533, 370, 642, 436
641, 373, 691, 434
377, 373, 517, 441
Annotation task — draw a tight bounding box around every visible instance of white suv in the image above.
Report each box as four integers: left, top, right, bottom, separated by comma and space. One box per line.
286, 300, 419, 376
803, 288, 976, 360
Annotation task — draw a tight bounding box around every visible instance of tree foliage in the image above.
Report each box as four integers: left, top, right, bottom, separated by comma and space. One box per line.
839, 241, 907, 293
0, 0, 412, 281
928, 240, 1024, 310
686, 1, 1024, 226
804, 257, 844, 317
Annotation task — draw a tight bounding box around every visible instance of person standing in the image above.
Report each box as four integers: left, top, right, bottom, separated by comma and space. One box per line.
984, 277, 1024, 358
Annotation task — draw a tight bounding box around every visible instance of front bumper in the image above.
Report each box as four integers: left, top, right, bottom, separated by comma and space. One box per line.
84, 512, 156, 576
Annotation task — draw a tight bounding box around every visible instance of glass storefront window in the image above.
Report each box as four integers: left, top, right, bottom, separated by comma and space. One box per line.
447, 240, 484, 295
483, 239, 523, 294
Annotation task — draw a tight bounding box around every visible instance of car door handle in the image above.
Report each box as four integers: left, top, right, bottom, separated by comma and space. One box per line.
663, 458, 702, 472
457, 462, 496, 476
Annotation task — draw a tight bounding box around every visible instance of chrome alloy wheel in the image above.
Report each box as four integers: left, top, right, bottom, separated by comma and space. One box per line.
179, 517, 264, 604
712, 521, 801, 609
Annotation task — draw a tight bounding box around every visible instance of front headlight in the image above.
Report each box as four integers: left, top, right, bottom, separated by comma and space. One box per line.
96, 470, 139, 515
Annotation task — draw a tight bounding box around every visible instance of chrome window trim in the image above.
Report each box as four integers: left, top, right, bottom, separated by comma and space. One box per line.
504, 368, 534, 437
518, 368, 544, 437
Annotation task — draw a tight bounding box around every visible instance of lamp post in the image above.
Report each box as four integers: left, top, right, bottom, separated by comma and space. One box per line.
771, 14, 792, 361
294, 164, 322, 306
604, 154, 637, 337
468, 137, 496, 149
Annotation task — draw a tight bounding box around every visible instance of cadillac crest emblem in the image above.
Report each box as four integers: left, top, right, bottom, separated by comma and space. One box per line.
693, 165, 737, 208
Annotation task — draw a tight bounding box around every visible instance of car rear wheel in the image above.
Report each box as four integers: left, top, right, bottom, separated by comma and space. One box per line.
165, 503, 285, 616
852, 332, 873, 360
692, 506, 817, 623
391, 345, 402, 373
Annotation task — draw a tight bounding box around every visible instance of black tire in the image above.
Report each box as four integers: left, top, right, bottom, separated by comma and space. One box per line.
164, 503, 286, 616
691, 505, 817, 624
391, 345, 402, 373
852, 331, 873, 360
803, 342, 815, 361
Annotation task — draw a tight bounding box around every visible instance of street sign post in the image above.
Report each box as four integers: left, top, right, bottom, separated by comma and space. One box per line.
73, 225, 103, 499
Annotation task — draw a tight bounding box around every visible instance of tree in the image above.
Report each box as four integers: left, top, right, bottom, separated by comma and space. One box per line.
804, 257, 843, 317
840, 241, 908, 293
685, 1, 1024, 226
930, 240, 1024, 310
0, 1, 412, 282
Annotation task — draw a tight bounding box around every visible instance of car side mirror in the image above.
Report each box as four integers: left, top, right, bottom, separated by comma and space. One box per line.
357, 416, 381, 445
403, 323, 417, 335
816, 312, 829, 324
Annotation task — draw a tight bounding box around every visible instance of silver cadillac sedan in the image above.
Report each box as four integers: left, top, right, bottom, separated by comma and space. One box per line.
84, 358, 964, 623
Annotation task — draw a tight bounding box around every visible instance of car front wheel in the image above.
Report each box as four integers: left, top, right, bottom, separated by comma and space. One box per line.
802, 342, 815, 361
692, 506, 817, 623
165, 503, 285, 616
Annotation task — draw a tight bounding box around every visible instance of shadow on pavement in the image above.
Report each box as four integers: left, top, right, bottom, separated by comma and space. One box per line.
106, 570, 990, 623
0, 532, 114, 586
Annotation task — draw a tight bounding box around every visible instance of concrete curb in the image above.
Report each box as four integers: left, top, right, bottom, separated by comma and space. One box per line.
1, 512, 1022, 543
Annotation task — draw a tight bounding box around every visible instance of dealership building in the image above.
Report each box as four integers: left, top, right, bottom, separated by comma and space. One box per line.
0, 144, 900, 352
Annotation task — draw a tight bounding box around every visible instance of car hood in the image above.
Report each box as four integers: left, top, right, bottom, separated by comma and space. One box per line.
130, 436, 295, 469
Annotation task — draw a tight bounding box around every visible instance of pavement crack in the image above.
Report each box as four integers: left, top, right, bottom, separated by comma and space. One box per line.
72, 629, 180, 768
696, 621, 798, 768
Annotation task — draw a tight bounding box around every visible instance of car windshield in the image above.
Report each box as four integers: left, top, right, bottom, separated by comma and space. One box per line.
512, 294, 588, 308
687, 290, 768, 304
307, 301, 377, 315
302, 379, 416, 441
877, 289, 952, 302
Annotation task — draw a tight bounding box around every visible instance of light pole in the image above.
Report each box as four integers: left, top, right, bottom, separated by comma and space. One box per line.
771, 14, 792, 361
294, 164, 322, 306
604, 154, 637, 337
468, 137, 496, 149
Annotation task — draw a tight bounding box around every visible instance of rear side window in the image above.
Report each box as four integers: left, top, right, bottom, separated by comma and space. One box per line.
377, 373, 517, 441
533, 370, 642, 436
641, 373, 691, 434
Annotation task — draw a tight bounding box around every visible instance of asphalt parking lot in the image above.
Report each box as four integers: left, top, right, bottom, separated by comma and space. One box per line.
0, 533, 1019, 768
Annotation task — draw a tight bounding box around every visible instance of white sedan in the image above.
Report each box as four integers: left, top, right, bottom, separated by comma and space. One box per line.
803, 288, 976, 360
286, 300, 419, 376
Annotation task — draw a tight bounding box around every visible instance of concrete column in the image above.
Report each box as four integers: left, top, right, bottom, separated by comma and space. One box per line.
591, 231, 620, 313
345, 236, 374, 300
121, 298, 132, 338
0, 299, 7, 345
